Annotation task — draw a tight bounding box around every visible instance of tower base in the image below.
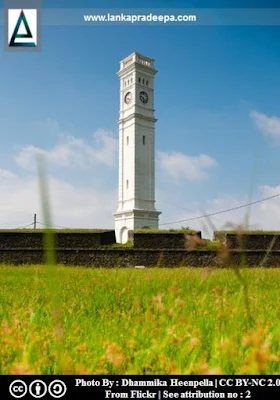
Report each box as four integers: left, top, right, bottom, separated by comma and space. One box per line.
114, 209, 161, 243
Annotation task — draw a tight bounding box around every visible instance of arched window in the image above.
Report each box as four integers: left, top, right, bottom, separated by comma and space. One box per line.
142, 78, 145, 84
146, 80, 148, 86
138, 77, 141, 83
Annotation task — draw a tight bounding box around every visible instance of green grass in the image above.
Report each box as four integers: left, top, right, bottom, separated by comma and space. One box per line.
133, 228, 199, 234
195, 240, 223, 250
107, 242, 133, 248
0, 266, 279, 374
0, 154, 278, 377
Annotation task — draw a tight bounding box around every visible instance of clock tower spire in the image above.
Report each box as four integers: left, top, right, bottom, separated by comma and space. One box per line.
114, 52, 161, 243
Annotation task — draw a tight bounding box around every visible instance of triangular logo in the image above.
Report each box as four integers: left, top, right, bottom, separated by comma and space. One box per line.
9, 10, 36, 47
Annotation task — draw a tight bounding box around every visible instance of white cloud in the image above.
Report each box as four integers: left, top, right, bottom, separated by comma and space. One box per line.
0, 171, 116, 229
0, 169, 17, 180
260, 184, 280, 197
1, 156, 280, 237
2, 116, 280, 238
0, 121, 118, 229
258, 184, 280, 219
250, 110, 280, 139
15, 129, 118, 170
156, 188, 280, 239
157, 151, 217, 183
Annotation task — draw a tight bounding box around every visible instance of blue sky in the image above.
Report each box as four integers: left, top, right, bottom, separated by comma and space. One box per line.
0, 0, 280, 236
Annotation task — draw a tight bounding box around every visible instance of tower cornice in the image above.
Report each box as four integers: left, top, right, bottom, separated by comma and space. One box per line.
117, 52, 158, 77
117, 64, 158, 78
117, 113, 157, 124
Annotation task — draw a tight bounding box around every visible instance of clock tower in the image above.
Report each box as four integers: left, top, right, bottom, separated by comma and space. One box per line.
114, 52, 161, 243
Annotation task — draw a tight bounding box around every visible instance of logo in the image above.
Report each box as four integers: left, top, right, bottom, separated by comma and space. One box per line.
8, 9, 37, 47
48, 380, 67, 398
29, 380, 47, 398
9, 380, 28, 398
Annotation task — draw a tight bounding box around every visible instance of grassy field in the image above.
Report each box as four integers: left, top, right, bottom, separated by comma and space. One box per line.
0, 266, 279, 375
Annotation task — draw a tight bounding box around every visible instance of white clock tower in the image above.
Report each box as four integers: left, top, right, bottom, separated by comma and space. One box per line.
114, 52, 161, 243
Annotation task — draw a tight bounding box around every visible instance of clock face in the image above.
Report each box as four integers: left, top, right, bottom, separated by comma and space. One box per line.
124, 92, 132, 104
139, 91, 148, 104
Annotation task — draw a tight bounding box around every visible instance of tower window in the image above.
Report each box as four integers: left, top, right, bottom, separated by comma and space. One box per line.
143, 135, 146, 145
127, 136, 129, 145
126, 180, 129, 189
146, 80, 148, 86
138, 77, 141, 83
142, 78, 145, 84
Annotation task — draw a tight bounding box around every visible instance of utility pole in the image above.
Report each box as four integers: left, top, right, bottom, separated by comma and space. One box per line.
33, 213, 37, 229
